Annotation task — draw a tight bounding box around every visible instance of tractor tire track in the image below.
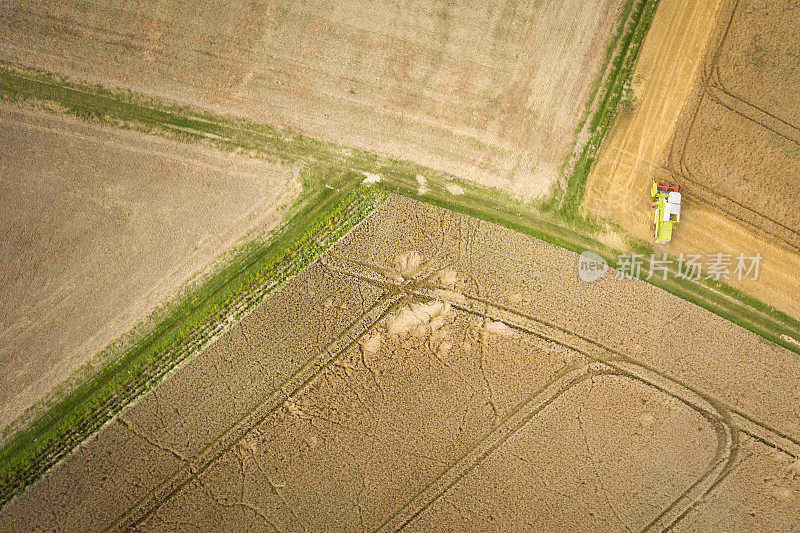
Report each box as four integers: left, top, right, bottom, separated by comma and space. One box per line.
330, 264, 740, 532
377, 363, 606, 531
448, 295, 739, 532
109, 292, 399, 531
664, 0, 800, 254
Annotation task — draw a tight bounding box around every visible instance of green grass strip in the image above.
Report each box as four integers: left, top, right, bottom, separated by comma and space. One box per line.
0, 176, 386, 506
558, 0, 659, 222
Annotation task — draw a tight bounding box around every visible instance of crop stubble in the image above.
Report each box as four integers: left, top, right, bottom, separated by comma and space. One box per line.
670, 0, 800, 249
0, 0, 626, 199
584, 0, 800, 321
0, 103, 301, 431
2, 196, 799, 530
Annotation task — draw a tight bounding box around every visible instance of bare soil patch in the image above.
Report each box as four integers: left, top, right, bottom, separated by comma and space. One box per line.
0, 102, 300, 430
0, 0, 625, 199
2, 195, 799, 530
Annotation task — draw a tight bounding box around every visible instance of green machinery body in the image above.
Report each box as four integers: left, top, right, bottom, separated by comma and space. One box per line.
650, 179, 681, 244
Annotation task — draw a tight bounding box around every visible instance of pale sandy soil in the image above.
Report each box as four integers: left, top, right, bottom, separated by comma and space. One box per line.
2, 196, 799, 531
0, 102, 300, 431
584, 0, 800, 321
0, 0, 625, 199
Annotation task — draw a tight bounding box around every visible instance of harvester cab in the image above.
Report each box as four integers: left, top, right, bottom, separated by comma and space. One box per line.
650, 178, 681, 244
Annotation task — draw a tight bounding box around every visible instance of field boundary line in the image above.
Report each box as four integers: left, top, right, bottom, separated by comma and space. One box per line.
326, 259, 737, 531
0, 181, 385, 508
113, 248, 471, 528
556, 0, 659, 220
664, 0, 800, 252
706, 85, 800, 145
111, 292, 401, 530
4, 10, 800, 509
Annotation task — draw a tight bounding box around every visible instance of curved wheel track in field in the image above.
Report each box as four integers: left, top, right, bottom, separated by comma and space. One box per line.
329, 261, 755, 532
665, 0, 800, 253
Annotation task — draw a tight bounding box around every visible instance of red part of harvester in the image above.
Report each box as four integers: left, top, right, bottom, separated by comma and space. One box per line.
653, 180, 680, 195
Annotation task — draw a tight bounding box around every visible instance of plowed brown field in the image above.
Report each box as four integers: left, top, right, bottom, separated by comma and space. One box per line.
2, 196, 799, 531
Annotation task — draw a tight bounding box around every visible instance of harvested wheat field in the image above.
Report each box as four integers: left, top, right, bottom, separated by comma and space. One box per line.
0, 0, 627, 199
2, 196, 799, 531
584, 0, 800, 320
0, 101, 300, 431
672, 0, 800, 248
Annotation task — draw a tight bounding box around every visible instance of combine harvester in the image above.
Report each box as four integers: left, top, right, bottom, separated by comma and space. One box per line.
650, 178, 681, 243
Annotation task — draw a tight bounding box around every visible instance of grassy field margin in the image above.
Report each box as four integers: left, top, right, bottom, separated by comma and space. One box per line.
2, 4, 800, 508
554, 0, 659, 223
0, 59, 406, 506
0, 178, 386, 505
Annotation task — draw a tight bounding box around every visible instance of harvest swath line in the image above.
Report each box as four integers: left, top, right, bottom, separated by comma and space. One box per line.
671, 87, 800, 252
662, 0, 800, 253
707, 0, 800, 140
556, 0, 659, 220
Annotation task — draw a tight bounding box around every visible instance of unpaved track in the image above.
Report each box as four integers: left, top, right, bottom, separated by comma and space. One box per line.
2, 196, 799, 531
673, 437, 800, 531
0, 102, 300, 430
0, 0, 625, 199
405, 374, 720, 532
584, 0, 800, 321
